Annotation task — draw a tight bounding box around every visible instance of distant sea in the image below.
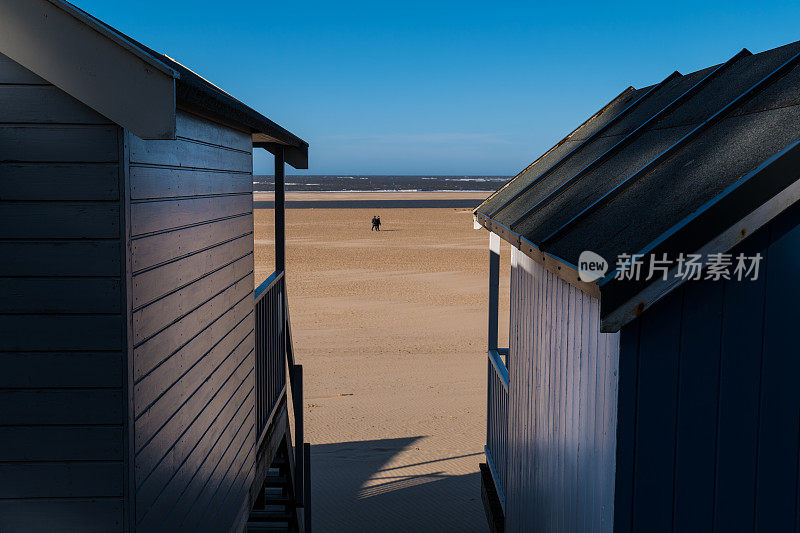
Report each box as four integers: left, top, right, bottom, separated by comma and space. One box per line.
252, 175, 511, 192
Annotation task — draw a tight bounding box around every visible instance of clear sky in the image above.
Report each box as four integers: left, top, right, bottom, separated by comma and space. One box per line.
75, 0, 800, 175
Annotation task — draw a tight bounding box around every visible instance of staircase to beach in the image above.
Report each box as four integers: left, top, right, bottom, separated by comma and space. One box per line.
246, 442, 310, 532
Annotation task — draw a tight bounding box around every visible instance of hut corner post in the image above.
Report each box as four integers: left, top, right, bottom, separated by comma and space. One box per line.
275, 146, 286, 272
488, 232, 500, 351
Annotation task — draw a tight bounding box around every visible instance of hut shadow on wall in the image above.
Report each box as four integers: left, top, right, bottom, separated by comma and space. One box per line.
311, 436, 485, 532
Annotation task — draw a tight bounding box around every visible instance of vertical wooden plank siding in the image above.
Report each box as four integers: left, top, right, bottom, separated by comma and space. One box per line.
506, 248, 620, 532
0, 53, 125, 532
614, 202, 800, 532
127, 110, 256, 532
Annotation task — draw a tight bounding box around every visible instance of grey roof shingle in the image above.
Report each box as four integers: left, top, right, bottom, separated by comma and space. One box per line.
475, 39, 800, 331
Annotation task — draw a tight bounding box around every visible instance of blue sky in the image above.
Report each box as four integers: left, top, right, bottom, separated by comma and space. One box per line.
76, 0, 800, 175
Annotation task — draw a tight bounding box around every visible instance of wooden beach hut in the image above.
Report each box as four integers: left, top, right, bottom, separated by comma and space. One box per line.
474, 40, 800, 532
0, 1, 310, 531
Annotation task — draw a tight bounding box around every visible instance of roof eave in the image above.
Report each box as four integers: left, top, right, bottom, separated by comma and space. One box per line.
0, 0, 177, 139
477, 138, 800, 333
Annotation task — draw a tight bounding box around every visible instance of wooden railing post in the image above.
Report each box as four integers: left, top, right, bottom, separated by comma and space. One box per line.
291, 363, 304, 506
275, 146, 286, 273
488, 232, 500, 351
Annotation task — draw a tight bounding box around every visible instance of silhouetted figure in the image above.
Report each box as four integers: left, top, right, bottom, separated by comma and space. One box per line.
371, 216, 378, 231
375, 216, 381, 231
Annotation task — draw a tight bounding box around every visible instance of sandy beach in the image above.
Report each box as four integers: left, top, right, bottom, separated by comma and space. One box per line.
254, 192, 510, 532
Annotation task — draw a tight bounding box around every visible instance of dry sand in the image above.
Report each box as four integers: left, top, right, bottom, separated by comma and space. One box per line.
254, 192, 511, 532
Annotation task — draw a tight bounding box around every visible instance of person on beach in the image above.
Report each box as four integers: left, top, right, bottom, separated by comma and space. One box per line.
371, 215, 381, 231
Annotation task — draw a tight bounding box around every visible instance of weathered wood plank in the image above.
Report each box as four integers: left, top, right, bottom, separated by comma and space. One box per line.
0, 426, 122, 461
0, 125, 120, 162
131, 214, 252, 272
0, 315, 122, 351
130, 193, 251, 236
175, 111, 252, 152
0, 52, 48, 84
130, 165, 253, 200
133, 273, 253, 379
0, 389, 122, 425
0, 241, 120, 276
0, 462, 122, 498
0, 498, 123, 533
133, 234, 252, 308
128, 136, 252, 172
0, 85, 111, 124
0, 241, 121, 276
133, 254, 253, 343
0, 352, 121, 388
135, 370, 254, 527
0, 163, 119, 200
0, 278, 121, 313
0, 202, 119, 238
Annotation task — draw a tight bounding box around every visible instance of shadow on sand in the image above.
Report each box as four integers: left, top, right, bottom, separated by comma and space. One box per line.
310, 436, 486, 532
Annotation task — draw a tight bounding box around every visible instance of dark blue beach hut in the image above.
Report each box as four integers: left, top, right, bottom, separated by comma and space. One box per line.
474, 40, 800, 532
0, 1, 309, 531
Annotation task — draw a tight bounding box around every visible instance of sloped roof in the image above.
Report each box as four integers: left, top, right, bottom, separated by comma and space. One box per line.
475, 40, 800, 331
0, 0, 308, 167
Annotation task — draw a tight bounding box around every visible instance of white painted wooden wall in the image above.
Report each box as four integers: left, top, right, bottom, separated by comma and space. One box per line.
506, 248, 620, 533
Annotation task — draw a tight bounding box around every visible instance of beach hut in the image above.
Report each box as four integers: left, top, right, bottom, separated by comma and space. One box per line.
0, 1, 310, 531
474, 40, 800, 533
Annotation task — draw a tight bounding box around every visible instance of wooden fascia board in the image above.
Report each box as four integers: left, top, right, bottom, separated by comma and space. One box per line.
0, 0, 177, 139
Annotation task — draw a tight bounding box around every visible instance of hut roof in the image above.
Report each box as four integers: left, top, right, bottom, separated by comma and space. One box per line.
0, 0, 308, 167
475, 40, 800, 331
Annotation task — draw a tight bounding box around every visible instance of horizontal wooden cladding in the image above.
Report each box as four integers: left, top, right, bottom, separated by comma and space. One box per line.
0, 163, 119, 200
0, 202, 119, 238
0, 125, 120, 162
173, 415, 255, 531
133, 234, 253, 308
133, 254, 253, 343
0, 498, 123, 533
0, 278, 121, 313
130, 166, 253, 200
132, 214, 252, 273
128, 136, 252, 173
137, 386, 253, 530
0, 462, 122, 498
135, 296, 253, 411
134, 359, 254, 525
130, 193, 251, 237
0, 389, 121, 425
134, 332, 254, 456
135, 315, 254, 419
0, 85, 111, 124
175, 111, 252, 153
0, 241, 120, 276
133, 271, 254, 380
190, 423, 255, 532
0, 315, 122, 351
0, 54, 47, 84
0, 426, 122, 461
0, 352, 121, 389
135, 364, 255, 527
